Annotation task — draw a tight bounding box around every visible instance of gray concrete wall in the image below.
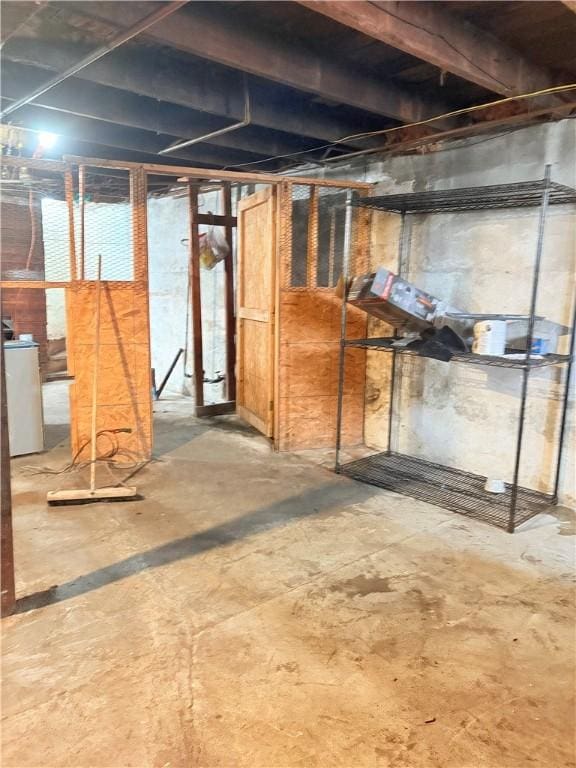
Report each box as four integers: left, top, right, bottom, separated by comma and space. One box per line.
304, 120, 576, 505
147, 192, 226, 401
147, 195, 191, 396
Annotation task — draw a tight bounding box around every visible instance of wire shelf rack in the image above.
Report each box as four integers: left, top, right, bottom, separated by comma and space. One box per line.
337, 452, 554, 530
351, 180, 576, 214
335, 167, 576, 533
343, 337, 571, 369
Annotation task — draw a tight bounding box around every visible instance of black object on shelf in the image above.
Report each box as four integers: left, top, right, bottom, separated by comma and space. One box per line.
335, 167, 576, 533
342, 337, 571, 369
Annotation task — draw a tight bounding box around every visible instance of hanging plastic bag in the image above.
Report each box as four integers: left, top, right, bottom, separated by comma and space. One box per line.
199, 222, 230, 270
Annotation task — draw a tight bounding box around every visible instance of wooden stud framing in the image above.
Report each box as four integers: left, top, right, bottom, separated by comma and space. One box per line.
188, 184, 204, 409
64, 164, 77, 281
63, 155, 372, 189
78, 165, 86, 280
0, 156, 67, 172
273, 180, 292, 449
328, 207, 336, 288
0, 281, 70, 289
307, 186, 319, 290
221, 182, 236, 402
273, 180, 370, 451
1, 154, 372, 457
131, 166, 148, 281
197, 212, 237, 227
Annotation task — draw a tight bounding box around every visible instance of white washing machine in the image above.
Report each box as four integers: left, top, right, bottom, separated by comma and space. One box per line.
4, 340, 44, 456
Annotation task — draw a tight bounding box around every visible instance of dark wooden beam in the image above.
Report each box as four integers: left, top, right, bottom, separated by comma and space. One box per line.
0, 0, 46, 44
3, 39, 387, 148
328, 98, 576, 163
195, 402, 235, 417
297, 1, 561, 97
60, 1, 454, 126
197, 213, 237, 227
188, 186, 204, 409
1, 61, 329, 160
0, 100, 277, 169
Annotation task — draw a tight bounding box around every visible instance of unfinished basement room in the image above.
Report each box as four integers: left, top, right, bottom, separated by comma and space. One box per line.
1, 1, 575, 766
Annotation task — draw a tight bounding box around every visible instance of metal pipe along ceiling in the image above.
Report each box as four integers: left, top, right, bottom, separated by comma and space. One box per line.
0, 0, 189, 120
158, 78, 252, 155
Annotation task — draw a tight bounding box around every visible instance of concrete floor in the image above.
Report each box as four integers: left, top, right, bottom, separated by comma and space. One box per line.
2, 382, 575, 767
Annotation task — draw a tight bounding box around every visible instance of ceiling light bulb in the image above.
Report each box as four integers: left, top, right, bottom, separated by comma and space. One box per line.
38, 131, 58, 149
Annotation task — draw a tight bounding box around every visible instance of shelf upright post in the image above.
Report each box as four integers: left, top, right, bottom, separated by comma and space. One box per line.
508, 164, 552, 532
552, 287, 576, 501
387, 211, 407, 454
335, 193, 354, 471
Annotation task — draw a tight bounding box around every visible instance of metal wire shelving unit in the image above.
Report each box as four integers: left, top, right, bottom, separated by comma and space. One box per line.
335, 168, 576, 532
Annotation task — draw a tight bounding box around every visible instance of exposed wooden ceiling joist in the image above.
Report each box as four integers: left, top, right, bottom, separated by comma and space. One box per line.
62, 1, 454, 126
296, 0, 562, 97
3, 38, 386, 149
1, 61, 332, 161
1, 0, 572, 172
0, 0, 46, 44
0, 100, 279, 169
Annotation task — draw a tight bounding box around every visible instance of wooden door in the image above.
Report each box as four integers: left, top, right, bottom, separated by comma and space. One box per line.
236, 187, 276, 437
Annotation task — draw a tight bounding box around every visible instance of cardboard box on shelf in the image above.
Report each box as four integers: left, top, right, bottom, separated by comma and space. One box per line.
347, 267, 441, 331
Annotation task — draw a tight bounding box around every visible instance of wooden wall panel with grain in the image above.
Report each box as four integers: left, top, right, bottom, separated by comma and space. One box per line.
67, 282, 152, 462
276, 290, 366, 451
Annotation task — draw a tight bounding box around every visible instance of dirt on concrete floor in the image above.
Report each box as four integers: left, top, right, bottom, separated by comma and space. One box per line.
2, 385, 575, 767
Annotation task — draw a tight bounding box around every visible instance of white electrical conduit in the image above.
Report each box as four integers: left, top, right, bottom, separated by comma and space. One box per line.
0, 0, 189, 120
158, 78, 251, 155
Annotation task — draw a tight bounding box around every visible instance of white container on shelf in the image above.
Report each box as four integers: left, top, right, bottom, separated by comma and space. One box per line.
472, 320, 506, 356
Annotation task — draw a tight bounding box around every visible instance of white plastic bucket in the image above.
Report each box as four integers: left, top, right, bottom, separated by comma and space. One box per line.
472, 320, 506, 356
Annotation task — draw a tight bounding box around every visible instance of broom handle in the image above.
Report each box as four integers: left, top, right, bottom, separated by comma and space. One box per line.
90, 255, 102, 492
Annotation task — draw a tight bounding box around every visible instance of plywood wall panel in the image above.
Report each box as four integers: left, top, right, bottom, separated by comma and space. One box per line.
277, 289, 366, 451
67, 282, 152, 463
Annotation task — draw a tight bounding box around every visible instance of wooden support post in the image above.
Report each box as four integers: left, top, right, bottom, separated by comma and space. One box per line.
65, 165, 77, 281
188, 184, 204, 408
221, 182, 236, 402
1, 326, 16, 618
197, 212, 237, 227
78, 165, 86, 279
131, 167, 148, 282
328, 208, 336, 288
307, 186, 319, 289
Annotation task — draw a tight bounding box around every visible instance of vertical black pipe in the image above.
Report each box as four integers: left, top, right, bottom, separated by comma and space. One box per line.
387, 211, 406, 455
552, 288, 576, 500
508, 165, 552, 533
335, 195, 354, 471
156, 348, 184, 400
